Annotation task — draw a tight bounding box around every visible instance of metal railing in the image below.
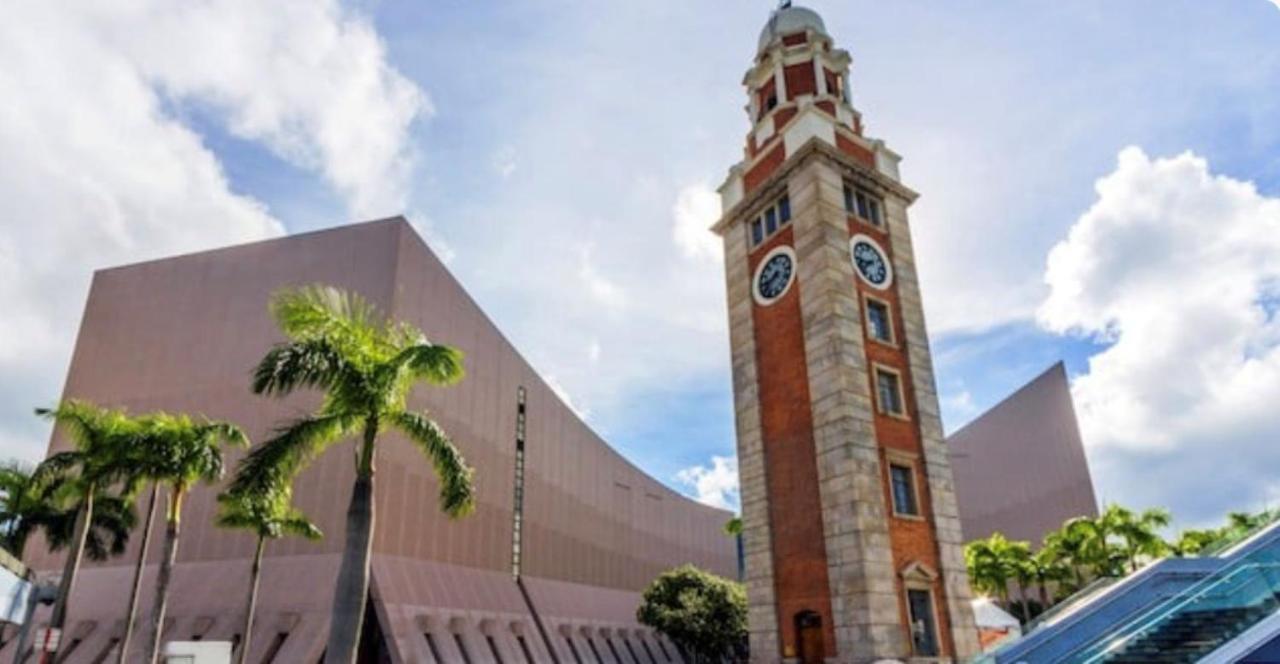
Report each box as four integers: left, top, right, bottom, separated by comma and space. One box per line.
1058, 535, 1280, 664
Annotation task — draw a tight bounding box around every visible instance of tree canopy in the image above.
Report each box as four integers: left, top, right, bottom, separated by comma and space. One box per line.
964, 503, 1279, 623
637, 565, 746, 663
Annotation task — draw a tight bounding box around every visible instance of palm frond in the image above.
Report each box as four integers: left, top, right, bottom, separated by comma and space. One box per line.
252, 339, 351, 396
388, 343, 465, 387
215, 486, 322, 541
227, 413, 354, 497
30, 452, 81, 487
279, 513, 323, 540
36, 401, 148, 490
43, 492, 135, 561
270, 285, 381, 344
391, 411, 475, 518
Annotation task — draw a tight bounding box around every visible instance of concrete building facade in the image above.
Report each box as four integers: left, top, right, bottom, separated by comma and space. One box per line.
948, 362, 1100, 547
9, 219, 736, 663
713, 6, 979, 663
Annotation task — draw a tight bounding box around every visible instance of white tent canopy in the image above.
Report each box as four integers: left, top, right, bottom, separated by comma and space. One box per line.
972, 596, 1022, 631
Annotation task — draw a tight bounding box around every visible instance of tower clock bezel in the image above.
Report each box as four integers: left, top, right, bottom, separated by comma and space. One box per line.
752, 244, 798, 306
849, 233, 894, 290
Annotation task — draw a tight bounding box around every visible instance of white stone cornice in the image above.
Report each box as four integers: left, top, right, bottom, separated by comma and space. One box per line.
714, 120, 918, 235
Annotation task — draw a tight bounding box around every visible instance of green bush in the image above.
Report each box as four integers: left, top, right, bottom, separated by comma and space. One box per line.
637, 564, 746, 662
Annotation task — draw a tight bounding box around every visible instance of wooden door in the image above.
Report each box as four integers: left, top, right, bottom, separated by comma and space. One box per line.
796, 611, 825, 664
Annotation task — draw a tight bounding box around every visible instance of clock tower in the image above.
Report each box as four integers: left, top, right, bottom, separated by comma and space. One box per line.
713, 6, 980, 663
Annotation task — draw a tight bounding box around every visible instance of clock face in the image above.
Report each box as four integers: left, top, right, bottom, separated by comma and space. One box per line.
754, 247, 795, 304
850, 235, 892, 289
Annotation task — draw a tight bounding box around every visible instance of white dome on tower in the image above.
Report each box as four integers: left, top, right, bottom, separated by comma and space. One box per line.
757, 4, 828, 54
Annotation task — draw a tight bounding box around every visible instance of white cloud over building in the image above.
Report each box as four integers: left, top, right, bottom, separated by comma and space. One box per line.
1040, 147, 1280, 523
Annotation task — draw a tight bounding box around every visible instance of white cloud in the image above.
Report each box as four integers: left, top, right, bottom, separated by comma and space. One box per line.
493, 146, 518, 179
941, 389, 977, 418
405, 211, 458, 264
676, 456, 739, 511
576, 242, 628, 310
1038, 147, 1280, 523
0, 0, 425, 461
103, 0, 428, 218
545, 374, 591, 421
672, 184, 723, 262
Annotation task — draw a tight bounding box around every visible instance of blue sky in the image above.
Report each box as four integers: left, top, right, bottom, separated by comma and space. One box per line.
2, 1, 1279, 531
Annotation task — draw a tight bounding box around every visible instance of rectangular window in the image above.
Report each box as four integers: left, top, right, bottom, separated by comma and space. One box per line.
908, 589, 940, 656
750, 194, 792, 248
858, 190, 882, 226
846, 185, 883, 226
889, 464, 919, 516
875, 368, 905, 417
866, 195, 882, 225
865, 298, 893, 344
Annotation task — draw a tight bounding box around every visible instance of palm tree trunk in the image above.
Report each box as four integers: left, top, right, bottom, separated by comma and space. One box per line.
1018, 586, 1032, 624
237, 536, 266, 664
1039, 580, 1051, 610
144, 487, 184, 664
117, 483, 159, 664
49, 485, 94, 660
324, 421, 378, 664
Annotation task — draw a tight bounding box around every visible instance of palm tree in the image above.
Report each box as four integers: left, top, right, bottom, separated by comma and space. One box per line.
35, 401, 143, 657
116, 482, 159, 664
1022, 546, 1072, 612
118, 416, 196, 664
1060, 514, 1126, 580
1170, 528, 1219, 557
215, 487, 320, 664
1225, 510, 1276, 538
228, 285, 476, 664
723, 516, 742, 537
1042, 529, 1080, 592
965, 533, 1026, 611
140, 413, 248, 664
0, 460, 134, 560
0, 461, 54, 556
1006, 542, 1036, 623
1104, 505, 1170, 573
